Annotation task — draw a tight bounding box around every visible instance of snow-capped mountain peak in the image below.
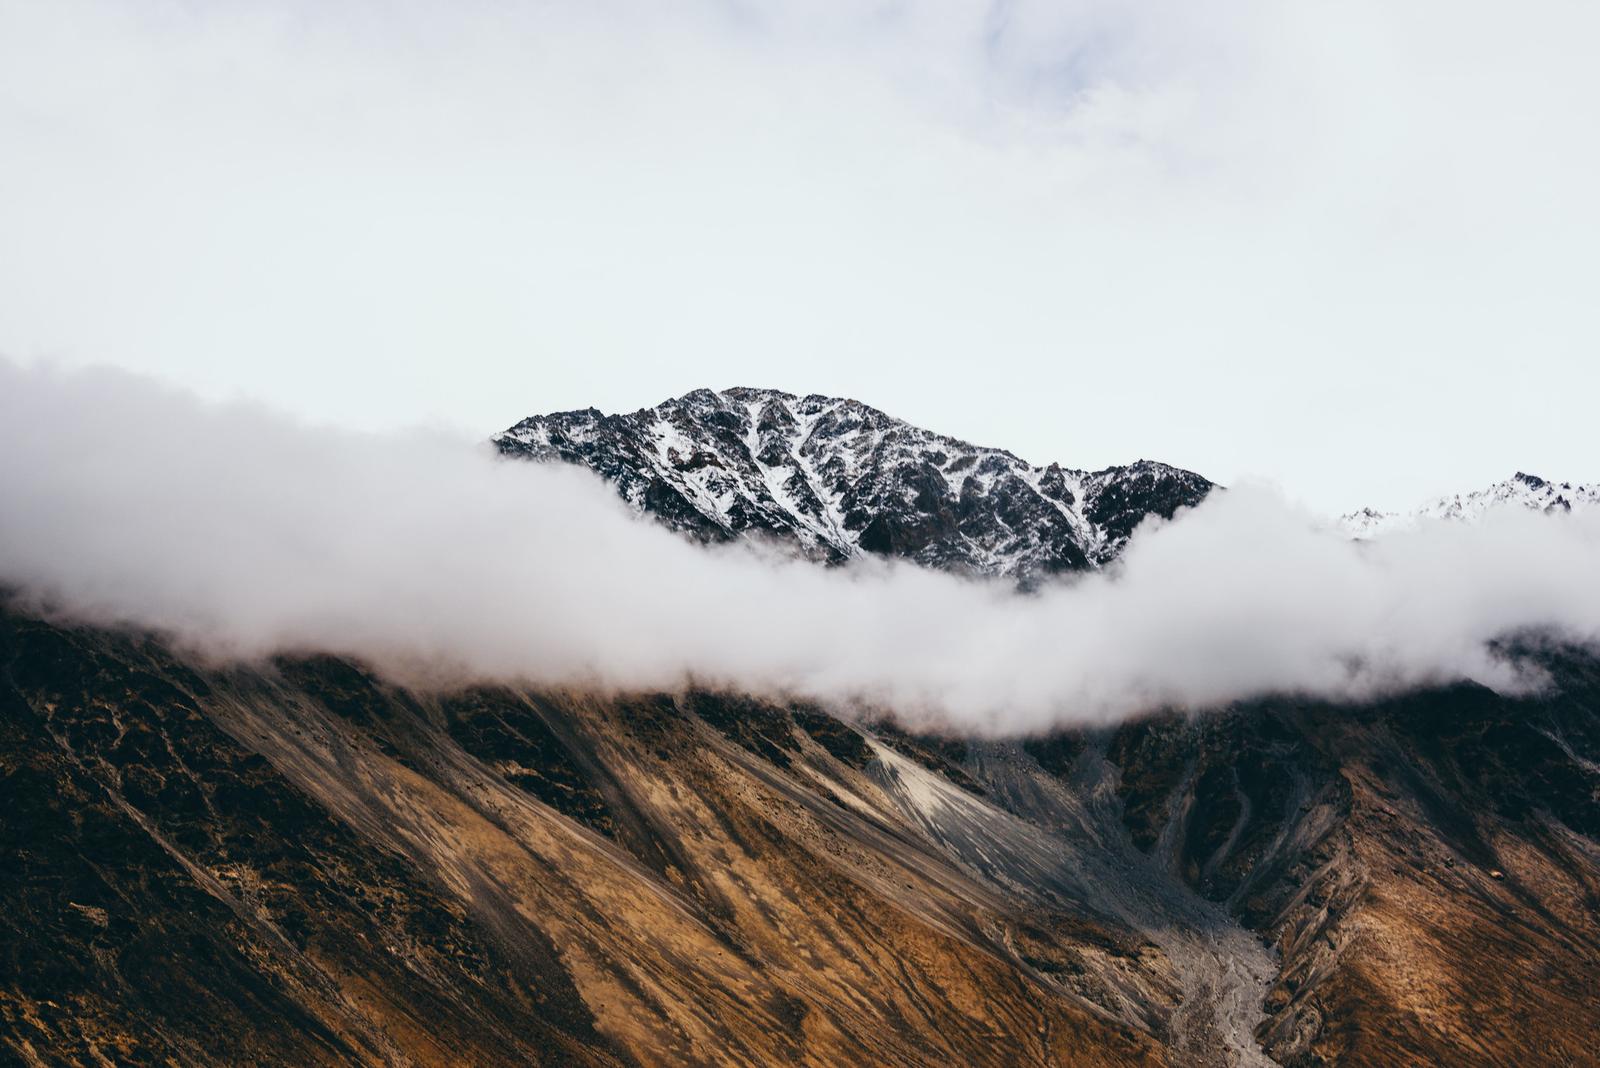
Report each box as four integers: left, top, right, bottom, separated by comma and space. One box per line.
494, 387, 1212, 582
1339, 472, 1600, 537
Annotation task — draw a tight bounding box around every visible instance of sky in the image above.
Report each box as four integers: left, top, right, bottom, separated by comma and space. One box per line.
2, 0, 1597, 513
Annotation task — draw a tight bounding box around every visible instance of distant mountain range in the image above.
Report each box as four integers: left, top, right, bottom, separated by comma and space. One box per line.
1340, 471, 1600, 537
497, 387, 1594, 570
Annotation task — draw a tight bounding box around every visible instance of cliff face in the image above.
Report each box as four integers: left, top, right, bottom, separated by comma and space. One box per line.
5, 604, 1600, 1067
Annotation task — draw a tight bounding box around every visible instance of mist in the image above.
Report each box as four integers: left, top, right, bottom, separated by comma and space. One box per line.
3, 360, 1599, 734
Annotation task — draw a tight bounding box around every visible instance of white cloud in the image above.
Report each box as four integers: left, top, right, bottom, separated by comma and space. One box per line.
4, 360, 1598, 734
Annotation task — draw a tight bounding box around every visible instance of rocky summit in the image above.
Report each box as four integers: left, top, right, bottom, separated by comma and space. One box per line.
494, 387, 1212, 580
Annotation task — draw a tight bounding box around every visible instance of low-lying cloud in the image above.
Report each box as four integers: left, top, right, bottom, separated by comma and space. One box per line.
3, 360, 1599, 734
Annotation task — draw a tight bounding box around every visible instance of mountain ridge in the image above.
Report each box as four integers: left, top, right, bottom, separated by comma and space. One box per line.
494, 386, 1213, 582
1340, 471, 1600, 537
500, 389, 1596, 568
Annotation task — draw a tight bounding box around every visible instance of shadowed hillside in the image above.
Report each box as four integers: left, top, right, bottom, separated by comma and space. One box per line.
4, 605, 1599, 1066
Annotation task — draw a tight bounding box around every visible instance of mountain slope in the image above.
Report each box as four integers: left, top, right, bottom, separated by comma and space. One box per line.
494, 388, 1212, 580
0, 607, 1174, 1067
6, 605, 1600, 1067
1098, 663, 1600, 1066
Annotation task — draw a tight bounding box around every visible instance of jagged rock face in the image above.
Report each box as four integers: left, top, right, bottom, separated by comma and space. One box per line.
495, 387, 1213, 579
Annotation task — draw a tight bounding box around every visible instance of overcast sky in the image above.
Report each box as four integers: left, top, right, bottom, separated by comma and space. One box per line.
2, 1, 1596, 512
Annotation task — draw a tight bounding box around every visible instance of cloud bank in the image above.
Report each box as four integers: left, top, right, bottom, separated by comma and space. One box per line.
4, 362, 1600, 733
